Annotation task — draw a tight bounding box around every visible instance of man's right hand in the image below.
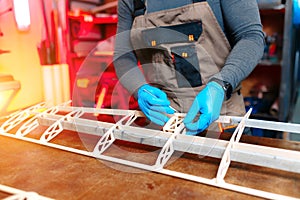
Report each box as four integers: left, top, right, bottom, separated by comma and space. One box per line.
137, 84, 175, 126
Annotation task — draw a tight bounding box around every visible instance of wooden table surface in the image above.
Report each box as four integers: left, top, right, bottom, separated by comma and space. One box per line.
0, 118, 300, 200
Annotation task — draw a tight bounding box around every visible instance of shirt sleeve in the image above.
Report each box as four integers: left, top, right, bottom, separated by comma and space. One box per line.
212, 0, 265, 89
113, 0, 147, 97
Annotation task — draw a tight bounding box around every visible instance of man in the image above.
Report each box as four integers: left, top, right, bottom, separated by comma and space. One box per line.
113, 0, 265, 135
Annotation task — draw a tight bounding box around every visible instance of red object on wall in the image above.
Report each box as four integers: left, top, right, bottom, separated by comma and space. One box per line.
72, 60, 138, 112
67, 11, 118, 95
66, 10, 133, 111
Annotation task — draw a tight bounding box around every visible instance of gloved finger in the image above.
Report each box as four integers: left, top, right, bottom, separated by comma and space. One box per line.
183, 98, 200, 124
147, 96, 171, 106
147, 86, 168, 100
139, 99, 170, 125
147, 110, 170, 125
138, 100, 150, 114
185, 114, 211, 133
146, 115, 165, 126
150, 105, 175, 114
139, 91, 170, 106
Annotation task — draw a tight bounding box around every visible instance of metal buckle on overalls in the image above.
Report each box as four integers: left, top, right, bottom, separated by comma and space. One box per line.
181, 52, 188, 58
151, 40, 156, 46
188, 34, 194, 41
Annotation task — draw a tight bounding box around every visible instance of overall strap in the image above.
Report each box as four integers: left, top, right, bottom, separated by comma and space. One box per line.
133, 0, 145, 18
133, 0, 206, 18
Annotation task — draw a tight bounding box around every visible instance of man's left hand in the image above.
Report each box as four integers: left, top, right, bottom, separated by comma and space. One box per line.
183, 81, 225, 135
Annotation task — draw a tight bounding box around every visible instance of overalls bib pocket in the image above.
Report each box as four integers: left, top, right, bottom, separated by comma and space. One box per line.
140, 21, 203, 88
171, 44, 202, 88
141, 21, 202, 46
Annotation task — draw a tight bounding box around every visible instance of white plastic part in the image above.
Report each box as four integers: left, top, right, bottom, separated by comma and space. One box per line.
92, 113, 136, 155
9, 101, 71, 138
155, 114, 185, 169
216, 109, 251, 183
0, 103, 46, 132
40, 108, 84, 142
1, 104, 300, 200
16, 106, 60, 137
0, 184, 53, 200
39, 110, 300, 174
221, 115, 300, 134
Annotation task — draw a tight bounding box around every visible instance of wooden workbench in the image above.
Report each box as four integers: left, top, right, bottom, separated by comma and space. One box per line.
0, 121, 299, 200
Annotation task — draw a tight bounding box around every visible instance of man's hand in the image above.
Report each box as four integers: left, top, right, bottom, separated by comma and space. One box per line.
138, 84, 175, 126
183, 81, 225, 135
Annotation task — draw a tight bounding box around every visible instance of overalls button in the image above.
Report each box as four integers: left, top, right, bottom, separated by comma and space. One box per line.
188, 34, 194, 41
181, 52, 188, 58
151, 40, 156, 46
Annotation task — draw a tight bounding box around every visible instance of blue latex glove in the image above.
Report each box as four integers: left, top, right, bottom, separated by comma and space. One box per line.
183, 81, 225, 135
138, 84, 175, 126
293, 0, 300, 25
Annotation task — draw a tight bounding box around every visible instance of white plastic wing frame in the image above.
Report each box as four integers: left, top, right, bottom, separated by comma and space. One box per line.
0, 184, 53, 200
155, 114, 185, 169
0, 104, 300, 200
92, 112, 186, 170
16, 106, 60, 137
92, 111, 137, 155
0, 102, 46, 133
215, 108, 252, 184
40, 108, 84, 142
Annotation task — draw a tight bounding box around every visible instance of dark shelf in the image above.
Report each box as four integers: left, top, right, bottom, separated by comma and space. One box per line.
258, 60, 282, 67
260, 8, 285, 15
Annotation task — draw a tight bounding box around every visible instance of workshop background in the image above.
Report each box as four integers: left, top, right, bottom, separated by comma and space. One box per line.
1, 0, 299, 139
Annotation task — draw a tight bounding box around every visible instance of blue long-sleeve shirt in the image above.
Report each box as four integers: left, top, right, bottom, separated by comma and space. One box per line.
113, 0, 265, 95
